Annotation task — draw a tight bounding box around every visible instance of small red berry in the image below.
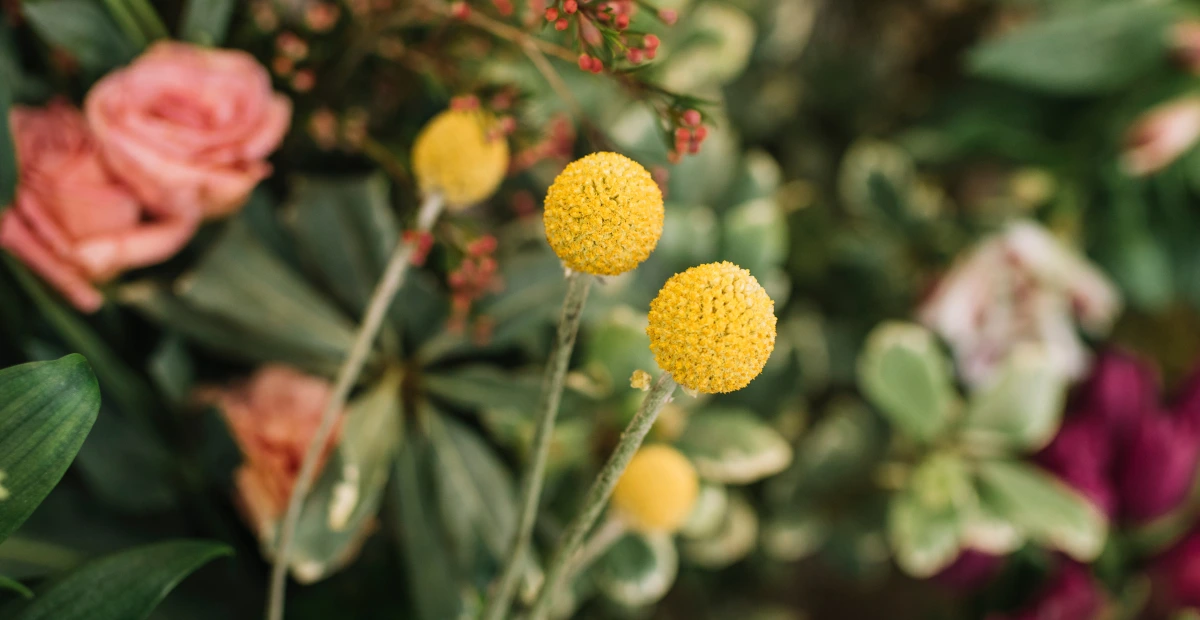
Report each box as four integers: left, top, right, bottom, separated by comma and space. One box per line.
578, 53, 592, 71
615, 13, 629, 29
645, 48, 657, 60
627, 48, 643, 63
451, 1, 470, 18
563, 0, 577, 13
554, 17, 569, 30
674, 127, 691, 144
544, 7, 558, 20
682, 109, 701, 127
693, 125, 708, 142
658, 9, 677, 25
643, 34, 660, 49
590, 56, 604, 73
493, 0, 513, 15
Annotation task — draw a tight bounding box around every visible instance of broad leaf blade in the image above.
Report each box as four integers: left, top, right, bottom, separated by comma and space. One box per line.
858, 322, 955, 443
675, 408, 792, 484
288, 370, 403, 583
976, 460, 1107, 562
23, 0, 137, 75
968, 3, 1175, 95
595, 533, 678, 608
179, 0, 235, 45
962, 344, 1069, 453
8, 540, 230, 620
0, 355, 100, 543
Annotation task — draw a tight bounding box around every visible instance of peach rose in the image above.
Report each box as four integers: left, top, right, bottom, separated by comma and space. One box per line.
85, 42, 292, 218
0, 102, 198, 312
199, 365, 343, 543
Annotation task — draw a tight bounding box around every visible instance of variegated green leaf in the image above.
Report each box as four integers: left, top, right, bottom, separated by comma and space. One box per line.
595, 532, 678, 608
676, 409, 793, 484
858, 322, 955, 443
962, 343, 1069, 454
682, 494, 759, 569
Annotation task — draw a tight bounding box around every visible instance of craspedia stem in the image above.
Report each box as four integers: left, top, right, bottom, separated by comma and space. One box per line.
265, 193, 445, 620
483, 270, 593, 620
529, 372, 678, 620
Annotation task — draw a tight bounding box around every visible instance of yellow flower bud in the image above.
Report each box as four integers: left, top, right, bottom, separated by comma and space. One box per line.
646, 262, 777, 394
543, 152, 664, 275
611, 444, 699, 533
411, 109, 509, 208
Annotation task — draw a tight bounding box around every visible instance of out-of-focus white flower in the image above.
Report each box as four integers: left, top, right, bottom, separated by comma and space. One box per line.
919, 221, 1121, 388
1122, 96, 1200, 177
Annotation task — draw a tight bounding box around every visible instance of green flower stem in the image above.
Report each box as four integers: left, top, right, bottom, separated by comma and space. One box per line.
529, 372, 678, 620
265, 193, 444, 620
483, 270, 593, 620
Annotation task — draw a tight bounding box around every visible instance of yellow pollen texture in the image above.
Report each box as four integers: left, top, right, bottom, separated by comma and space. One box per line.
647, 262, 777, 394
542, 152, 664, 275
411, 109, 509, 208
611, 444, 699, 533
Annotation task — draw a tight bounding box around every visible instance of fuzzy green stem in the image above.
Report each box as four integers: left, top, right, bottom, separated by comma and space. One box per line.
529, 372, 677, 620
483, 270, 593, 620
265, 193, 444, 620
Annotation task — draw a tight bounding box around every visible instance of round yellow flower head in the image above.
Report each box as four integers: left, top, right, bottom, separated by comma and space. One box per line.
543, 152, 664, 275
611, 444, 699, 533
647, 262, 777, 394
411, 109, 509, 208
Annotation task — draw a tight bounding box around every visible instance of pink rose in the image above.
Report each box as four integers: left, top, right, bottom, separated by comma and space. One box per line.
0, 102, 198, 312
85, 42, 291, 219
199, 365, 343, 542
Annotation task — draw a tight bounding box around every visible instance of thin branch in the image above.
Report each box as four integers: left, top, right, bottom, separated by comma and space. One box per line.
265, 193, 445, 620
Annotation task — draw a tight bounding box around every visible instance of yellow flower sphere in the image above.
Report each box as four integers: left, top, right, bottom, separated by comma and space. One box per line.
411, 109, 509, 208
646, 262, 777, 394
543, 152, 664, 275
611, 444, 699, 533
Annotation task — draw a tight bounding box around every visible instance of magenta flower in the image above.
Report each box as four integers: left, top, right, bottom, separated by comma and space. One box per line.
1152, 529, 1200, 612
933, 550, 1005, 591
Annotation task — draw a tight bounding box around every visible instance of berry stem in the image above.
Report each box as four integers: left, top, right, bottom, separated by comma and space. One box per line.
265, 192, 445, 620
483, 269, 594, 620
529, 372, 678, 620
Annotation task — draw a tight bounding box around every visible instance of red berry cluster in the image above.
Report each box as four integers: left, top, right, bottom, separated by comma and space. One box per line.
542, 0, 668, 73
403, 231, 436, 266
448, 235, 504, 333
511, 113, 576, 172
668, 109, 707, 163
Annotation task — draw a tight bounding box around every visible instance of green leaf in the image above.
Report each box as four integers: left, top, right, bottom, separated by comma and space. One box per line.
962, 344, 1069, 454
6, 256, 158, 419
887, 453, 975, 577
595, 532, 678, 608
675, 408, 792, 484
0, 355, 100, 544
582, 307, 657, 395
857, 322, 955, 443
121, 221, 359, 376
975, 460, 1107, 562
286, 369, 403, 583
967, 3, 1175, 95
680, 482, 728, 539
6, 540, 230, 620
681, 493, 759, 569
23, 0, 137, 75
179, 0, 235, 45
0, 576, 32, 599
761, 505, 829, 562
722, 197, 788, 280
424, 365, 590, 418
391, 435, 463, 620
286, 174, 400, 316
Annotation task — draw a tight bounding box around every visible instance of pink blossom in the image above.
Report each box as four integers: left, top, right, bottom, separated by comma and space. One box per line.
0, 102, 198, 312
1122, 96, 1200, 177
85, 42, 292, 219
919, 221, 1120, 387
198, 366, 343, 543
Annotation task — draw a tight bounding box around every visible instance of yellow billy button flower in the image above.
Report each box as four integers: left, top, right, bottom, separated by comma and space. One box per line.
611, 444, 699, 533
411, 109, 510, 208
647, 262, 777, 394
543, 152, 664, 275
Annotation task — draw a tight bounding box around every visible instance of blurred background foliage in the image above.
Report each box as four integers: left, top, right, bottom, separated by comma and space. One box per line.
6, 0, 1200, 618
